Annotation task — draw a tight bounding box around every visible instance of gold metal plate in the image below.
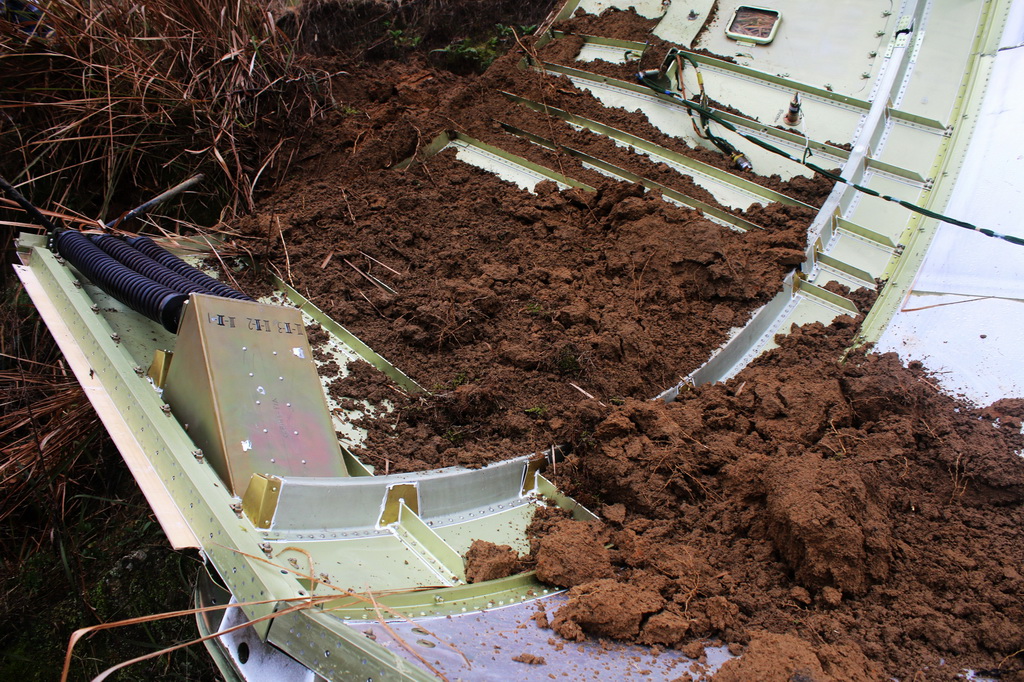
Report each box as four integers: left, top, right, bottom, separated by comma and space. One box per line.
379, 483, 419, 526
163, 294, 348, 494
241, 473, 283, 529
148, 349, 173, 388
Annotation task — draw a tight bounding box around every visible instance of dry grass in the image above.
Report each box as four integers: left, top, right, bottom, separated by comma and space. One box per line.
0, 288, 103, 549
0, 0, 337, 223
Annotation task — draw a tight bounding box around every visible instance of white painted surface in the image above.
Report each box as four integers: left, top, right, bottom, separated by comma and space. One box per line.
877, 0, 1024, 404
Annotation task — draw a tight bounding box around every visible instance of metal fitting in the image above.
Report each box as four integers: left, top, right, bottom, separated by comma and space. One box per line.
783, 92, 802, 126
732, 153, 753, 171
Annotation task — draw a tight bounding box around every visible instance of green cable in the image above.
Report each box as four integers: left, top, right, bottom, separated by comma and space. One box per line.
639, 76, 1024, 247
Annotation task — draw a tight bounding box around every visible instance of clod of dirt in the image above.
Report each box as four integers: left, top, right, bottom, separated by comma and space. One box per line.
511, 652, 547, 665
463, 540, 523, 583
532, 518, 613, 587
712, 632, 881, 682
551, 578, 664, 641
535, 317, 1024, 678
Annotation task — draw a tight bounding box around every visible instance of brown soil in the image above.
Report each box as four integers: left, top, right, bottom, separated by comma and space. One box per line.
464, 539, 524, 583
530, 317, 1024, 680
234, 6, 1024, 680
237, 36, 835, 472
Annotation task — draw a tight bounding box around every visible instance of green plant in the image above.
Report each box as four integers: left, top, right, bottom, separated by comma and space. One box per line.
555, 344, 583, 377
524, 405, 547, 417
430, 23, 534, 74
523, 302, 546, 315
442, 427, 465, 445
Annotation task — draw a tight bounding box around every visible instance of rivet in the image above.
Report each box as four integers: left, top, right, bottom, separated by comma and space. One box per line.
270, 458, 276, 463
256, 400, 261, 405
293, 430, 299, 435
249, 372, 254, 377
263, 428, 269, 433
160, 404, 172, 415
259, 542, 272, 556
301, 459, 307, 464
90, 304, 100, 313
279, 376, 284, 381
110, 333, 120, 343
133, 366, 144, 376
242, 346, 247, 351
192, 449, 204, 462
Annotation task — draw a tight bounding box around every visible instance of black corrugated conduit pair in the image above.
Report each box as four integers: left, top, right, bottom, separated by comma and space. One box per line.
54, 231, 253, 333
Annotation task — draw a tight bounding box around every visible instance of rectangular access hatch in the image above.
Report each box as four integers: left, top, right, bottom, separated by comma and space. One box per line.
725, 5, 781, 44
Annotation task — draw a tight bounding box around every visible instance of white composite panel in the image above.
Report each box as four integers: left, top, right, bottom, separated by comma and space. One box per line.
877, 0, 1024, 404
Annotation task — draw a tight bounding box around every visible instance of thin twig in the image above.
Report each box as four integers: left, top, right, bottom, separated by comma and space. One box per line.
568, 382, 606, 407
357, 289, 386, 318
359, 250, 402, 276
277, 216, 293, 285
200, 235, 245, 293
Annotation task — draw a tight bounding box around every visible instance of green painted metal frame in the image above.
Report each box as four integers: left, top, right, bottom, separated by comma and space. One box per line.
534, 60, 858, 159
498, 121, 766, 232
397, 130, 596, 191
16, 235, 595, 681
502, 90, 816, 210
858, 0, 1013, 345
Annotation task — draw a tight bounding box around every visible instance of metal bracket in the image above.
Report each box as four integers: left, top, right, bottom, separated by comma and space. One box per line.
378, 483, 419, 527
391, 500, 466, 585
147, 348, 173, 388
241, 473, 283, 529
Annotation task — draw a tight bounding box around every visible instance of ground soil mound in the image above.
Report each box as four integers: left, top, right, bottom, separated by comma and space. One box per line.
533, 318, 1024, 679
